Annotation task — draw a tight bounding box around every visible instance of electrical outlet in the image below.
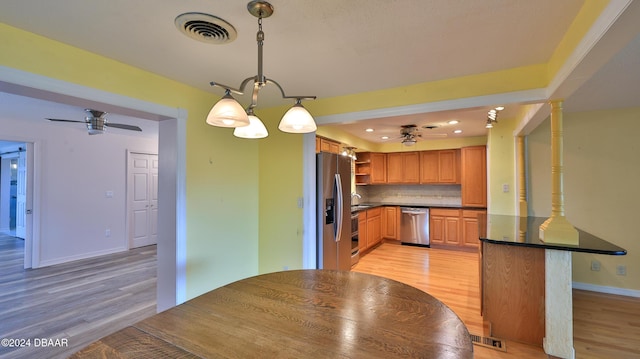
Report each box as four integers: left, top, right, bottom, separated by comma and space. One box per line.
590, 260, 600, 271
502, 184, 509, 193
616, 265, 627, 276
105, 228, 111, 237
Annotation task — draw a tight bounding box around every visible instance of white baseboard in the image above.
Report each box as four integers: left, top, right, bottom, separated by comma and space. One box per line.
37, 246, 128, 268
572, 281, 640, 298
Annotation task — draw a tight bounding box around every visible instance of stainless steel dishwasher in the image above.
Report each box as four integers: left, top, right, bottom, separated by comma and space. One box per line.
400, 207, 430, 247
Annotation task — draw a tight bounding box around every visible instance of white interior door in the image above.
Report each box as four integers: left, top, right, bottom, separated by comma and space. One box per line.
128, 152, 158, 248
15, 151, 27, 239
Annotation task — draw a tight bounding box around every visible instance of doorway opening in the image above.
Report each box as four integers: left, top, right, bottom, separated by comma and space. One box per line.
0, 144, 28, 259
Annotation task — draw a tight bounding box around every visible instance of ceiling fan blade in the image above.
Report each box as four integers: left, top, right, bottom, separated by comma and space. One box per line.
421, 133, 448, 138
46, 118, 85, 123
105, 122, 142, 131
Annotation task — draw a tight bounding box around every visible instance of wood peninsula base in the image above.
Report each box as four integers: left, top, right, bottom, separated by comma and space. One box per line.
481, 241, 545, 345
478, 214, 627, 349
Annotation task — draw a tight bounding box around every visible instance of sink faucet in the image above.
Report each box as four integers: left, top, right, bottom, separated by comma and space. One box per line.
351, 192, 362, 204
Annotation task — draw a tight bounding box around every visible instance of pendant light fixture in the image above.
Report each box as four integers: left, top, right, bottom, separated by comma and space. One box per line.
233, 108, 268, 138
207, 1, 317, 136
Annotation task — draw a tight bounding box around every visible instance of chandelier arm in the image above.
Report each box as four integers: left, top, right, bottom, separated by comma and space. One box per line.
265, 78, 316, 100
249, 81, 261, 109
210, 76, 258, 96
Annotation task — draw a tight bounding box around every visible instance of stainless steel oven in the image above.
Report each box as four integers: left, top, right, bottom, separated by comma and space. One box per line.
350, 213, 360, 265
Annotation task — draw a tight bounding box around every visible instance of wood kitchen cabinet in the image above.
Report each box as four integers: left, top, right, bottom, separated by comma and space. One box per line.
317, 137, 341, 154
461, 209, 486, 249
387, 152, 420, 184
429, 208, 461, 246
365, 207, 382, 250
420, 149, 460, 184
354, 159, 371, 186
358, 207, 382, 255
461, 146, 487, 207
357, 207, 382, 253
358, 212, 368, 253
369, 153, 387, 184
382, 206, 399, 240
355, 152, 387, 185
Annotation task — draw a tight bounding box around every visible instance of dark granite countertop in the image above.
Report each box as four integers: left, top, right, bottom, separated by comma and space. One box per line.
479, 214, 627, 255
351, 202, 486, 213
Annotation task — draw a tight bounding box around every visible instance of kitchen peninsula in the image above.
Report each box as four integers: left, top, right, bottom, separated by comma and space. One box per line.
478, 214, 626, 346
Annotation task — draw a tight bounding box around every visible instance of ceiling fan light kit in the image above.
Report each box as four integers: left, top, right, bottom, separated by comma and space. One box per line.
204, 1, 317, 138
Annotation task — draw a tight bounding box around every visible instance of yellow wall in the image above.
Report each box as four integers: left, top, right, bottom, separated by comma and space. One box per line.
0, 23, 260, 299
487, 117, 518, 215
316, 126, 381, 152
0, 0, 619, 297
257, 106, 306, 273
305, 65, 547, 117
528, 107, 639, 290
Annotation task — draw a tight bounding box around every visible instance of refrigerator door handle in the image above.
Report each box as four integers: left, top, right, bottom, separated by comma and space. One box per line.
334, 173, 343, 243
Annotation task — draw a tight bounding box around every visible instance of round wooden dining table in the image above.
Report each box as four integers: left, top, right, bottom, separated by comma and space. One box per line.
72, 269, 473, 358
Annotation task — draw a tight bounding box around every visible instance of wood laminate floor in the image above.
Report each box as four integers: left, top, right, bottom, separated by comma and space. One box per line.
353, 242, 640, 359
2, 234, 638, 358
0, 234, 157, 359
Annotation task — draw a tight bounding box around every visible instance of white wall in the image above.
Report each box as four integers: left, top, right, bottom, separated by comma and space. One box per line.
0, 96, 158, 266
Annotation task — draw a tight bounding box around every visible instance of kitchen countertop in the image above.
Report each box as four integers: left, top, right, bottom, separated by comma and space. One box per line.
478, 214, 627, 255
351, 202, 486, 213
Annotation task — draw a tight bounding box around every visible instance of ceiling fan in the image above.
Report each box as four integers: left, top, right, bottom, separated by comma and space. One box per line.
398, 124, 446, 146
46, 109, 142, 135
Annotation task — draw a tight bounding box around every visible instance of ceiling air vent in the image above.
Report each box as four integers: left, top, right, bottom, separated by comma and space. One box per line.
175, 12, 237, 44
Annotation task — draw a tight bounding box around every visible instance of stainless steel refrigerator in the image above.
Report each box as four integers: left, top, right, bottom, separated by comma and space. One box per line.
317, 152, 352, 270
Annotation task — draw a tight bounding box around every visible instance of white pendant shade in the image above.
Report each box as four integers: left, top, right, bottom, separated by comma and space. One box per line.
206, 92, 250, 128
206, 2, 316, 136
278, 102, 317, 133
233, 114, 268, 139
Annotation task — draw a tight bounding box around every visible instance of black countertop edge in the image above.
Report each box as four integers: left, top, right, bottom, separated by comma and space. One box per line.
478, 214, 627, 256
352, 203, 486, 211
479, 237, 627, 255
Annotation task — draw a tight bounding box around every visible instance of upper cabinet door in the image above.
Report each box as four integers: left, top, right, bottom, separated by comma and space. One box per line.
461, 146, 487, 207
438, 149, 460, 184
386, 153, 403, 184
387, 152, 419, 184
420, 151, 439, 183
370, 153, 387, 184
420, 149, 460, 184
403, 152, 420, 183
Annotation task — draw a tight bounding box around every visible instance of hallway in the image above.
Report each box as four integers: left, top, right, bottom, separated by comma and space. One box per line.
0, 234, 157, 358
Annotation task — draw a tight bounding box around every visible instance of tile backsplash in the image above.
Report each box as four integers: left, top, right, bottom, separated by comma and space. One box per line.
355, 184, 462, 206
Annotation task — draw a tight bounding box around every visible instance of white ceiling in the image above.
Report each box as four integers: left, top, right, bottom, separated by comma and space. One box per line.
1, 0, 639, 144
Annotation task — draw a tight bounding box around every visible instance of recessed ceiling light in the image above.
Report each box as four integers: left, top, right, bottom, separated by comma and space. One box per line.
381, 136, 389, 140
454, 129, 462, 134
365, 128, 374, 132
448, 120, 459, 125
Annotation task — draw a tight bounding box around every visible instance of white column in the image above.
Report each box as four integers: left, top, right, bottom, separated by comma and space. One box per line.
543, 249, 575, 359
